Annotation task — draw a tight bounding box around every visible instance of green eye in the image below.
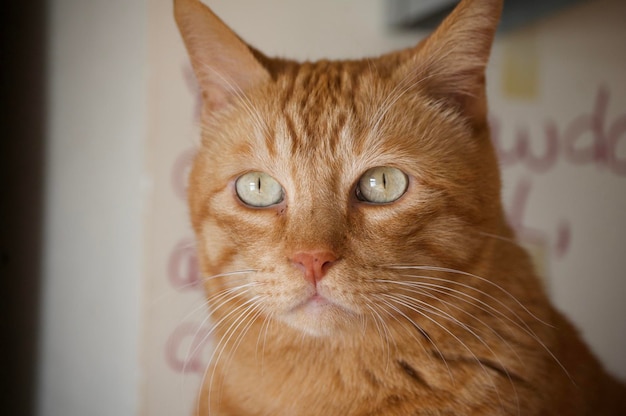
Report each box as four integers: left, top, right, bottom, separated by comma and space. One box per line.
356, 166, 408, 204
235, 172, 284, 207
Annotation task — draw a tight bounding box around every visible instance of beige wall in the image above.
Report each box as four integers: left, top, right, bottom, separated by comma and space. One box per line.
38, 1, 146, 415
487, 0, 626, 382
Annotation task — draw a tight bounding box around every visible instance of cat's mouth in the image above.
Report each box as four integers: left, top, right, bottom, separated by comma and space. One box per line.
281, 290, 357, 336
293, 293, 334, 311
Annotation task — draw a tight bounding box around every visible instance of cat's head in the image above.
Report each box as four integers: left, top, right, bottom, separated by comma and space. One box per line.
175, 0, 504, 337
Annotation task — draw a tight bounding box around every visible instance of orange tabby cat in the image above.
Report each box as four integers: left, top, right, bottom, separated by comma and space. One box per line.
174, 0, 626, 414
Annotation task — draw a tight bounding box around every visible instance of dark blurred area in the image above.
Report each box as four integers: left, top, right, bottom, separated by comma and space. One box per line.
0, 1, 46, 415
387, 0, 586, 31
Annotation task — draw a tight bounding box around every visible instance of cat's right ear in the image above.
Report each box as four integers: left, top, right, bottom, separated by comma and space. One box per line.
397, 0, 503, 125
174, 0, 270, 112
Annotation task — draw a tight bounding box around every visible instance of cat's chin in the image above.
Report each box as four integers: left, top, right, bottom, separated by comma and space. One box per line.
280, 295, 357, 337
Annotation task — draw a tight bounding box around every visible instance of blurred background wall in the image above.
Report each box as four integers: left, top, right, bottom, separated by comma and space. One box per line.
35, 1, 146, 415
6, 0, 621, 415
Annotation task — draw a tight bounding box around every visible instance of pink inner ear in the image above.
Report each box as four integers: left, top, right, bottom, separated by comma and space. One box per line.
175, 0, 271, 111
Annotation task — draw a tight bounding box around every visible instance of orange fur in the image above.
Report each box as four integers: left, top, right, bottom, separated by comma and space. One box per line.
174, 0, 626, 414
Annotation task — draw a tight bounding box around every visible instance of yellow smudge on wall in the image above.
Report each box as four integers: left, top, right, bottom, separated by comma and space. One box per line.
502, 28, 540, 100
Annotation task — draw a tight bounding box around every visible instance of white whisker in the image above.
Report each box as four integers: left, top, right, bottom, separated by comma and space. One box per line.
380, 293, 507, 413
385, 265, 553, 328
374, 294, 452, 382
382, 266, 573, 383
198, 295, 262, 416
363, 301, 393, 370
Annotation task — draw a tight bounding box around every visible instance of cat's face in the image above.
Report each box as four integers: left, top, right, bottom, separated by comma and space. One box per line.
188, 64, 501, 337
177, 0, 504, 337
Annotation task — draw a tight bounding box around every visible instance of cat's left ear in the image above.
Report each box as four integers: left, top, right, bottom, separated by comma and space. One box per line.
404, 0, 503, 123
174, 0, 271, 112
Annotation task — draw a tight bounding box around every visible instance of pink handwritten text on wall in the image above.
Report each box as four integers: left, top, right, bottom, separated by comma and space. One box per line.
491, 86, 626, 176
165, 321, 213, 374
168, 237, 202, 291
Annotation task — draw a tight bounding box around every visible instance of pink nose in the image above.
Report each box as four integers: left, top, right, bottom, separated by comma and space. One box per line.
291, 251, 337, 284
